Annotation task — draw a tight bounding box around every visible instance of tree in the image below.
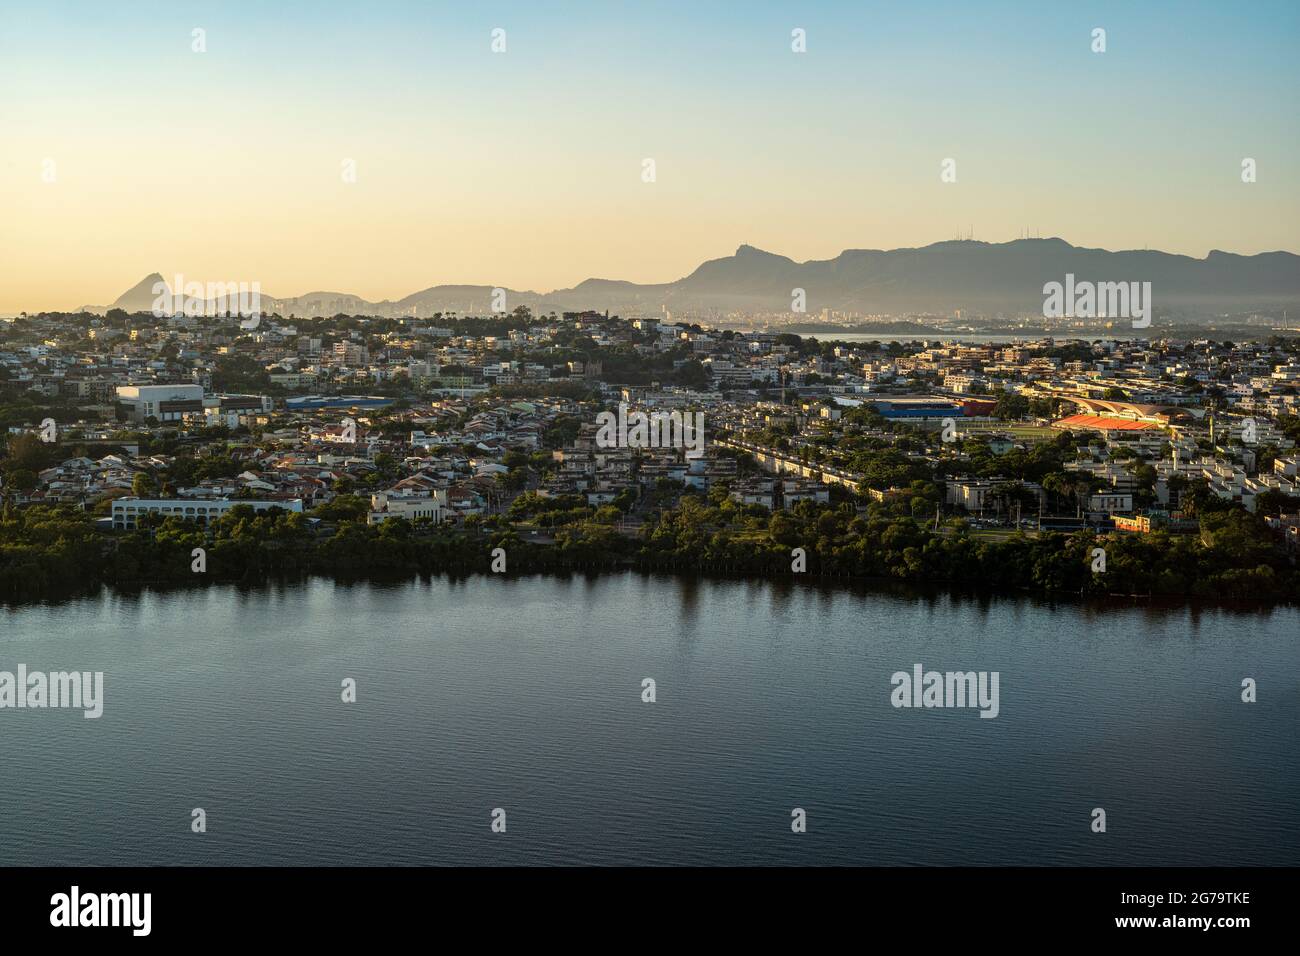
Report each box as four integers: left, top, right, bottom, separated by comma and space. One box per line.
993, 393, 1029, 420
673, 360, 709, 390
4, 432, 56, 473
1254, 488, 1299, 516
4, 469, 37, 491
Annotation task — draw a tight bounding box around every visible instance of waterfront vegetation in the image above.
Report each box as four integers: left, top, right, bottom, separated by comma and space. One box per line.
1, 479, 1294, 603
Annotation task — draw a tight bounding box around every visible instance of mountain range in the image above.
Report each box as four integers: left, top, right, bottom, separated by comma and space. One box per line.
84, 238, 1300, 319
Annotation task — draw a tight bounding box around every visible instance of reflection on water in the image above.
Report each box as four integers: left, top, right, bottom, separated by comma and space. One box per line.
1, 574, 1296, 865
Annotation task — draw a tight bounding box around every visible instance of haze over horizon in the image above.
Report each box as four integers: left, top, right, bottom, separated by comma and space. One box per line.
3, 0, 1298, 312
64, 237, 1297, 320
40, 236, 1300, 315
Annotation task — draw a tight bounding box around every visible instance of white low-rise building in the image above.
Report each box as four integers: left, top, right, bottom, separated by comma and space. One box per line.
367, 490, 448, 525
115, 384, 204, 423
112, 496, 303, 529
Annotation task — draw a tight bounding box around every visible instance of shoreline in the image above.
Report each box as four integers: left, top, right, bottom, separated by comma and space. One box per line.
4, 561, 1294, 615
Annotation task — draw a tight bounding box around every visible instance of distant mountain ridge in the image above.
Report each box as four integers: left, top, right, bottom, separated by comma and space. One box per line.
81, 238, 1300, 318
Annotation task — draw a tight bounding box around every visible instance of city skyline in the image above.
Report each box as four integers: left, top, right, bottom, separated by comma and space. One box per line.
2, 0, 1297, 926
3, 0, 1299, 312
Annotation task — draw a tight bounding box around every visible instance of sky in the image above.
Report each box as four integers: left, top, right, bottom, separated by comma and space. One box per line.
1, 0, 1297, 312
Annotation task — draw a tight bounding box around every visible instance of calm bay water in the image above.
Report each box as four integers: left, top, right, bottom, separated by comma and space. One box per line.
1, 575, 1296, 866
746, 331, 1141, 344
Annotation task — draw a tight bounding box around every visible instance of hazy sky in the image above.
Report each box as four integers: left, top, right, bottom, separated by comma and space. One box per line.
2, 0, 1297, 312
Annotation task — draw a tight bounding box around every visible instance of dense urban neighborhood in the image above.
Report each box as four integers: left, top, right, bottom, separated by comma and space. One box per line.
2, 305, 1298, 601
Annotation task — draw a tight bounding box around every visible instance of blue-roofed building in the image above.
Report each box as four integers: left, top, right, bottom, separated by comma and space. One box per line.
284, 395, 395, 412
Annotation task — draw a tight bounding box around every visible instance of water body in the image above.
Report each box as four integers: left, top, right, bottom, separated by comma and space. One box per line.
738, 330, 1144, 345
1, 575, 1295, 866
792, 331, 1137, 345
739, 330, 1289, 344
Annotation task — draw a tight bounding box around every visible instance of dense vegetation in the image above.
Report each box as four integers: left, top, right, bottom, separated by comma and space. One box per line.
1, 482, 1295, 603
634, 492, 1296, 601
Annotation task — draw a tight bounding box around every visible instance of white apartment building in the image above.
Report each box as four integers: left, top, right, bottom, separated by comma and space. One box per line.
1088, 493, 1134, 513
1275, 456, 1300, 478
269, 371, 318, 389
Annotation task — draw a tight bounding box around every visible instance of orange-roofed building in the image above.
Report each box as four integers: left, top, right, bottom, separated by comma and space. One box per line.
1052, 414, 1159, 432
